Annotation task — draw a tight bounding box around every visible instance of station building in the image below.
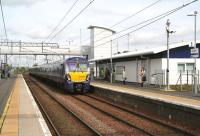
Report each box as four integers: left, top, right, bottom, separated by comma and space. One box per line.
87, 26, 116, 60
89, 41, 200, 85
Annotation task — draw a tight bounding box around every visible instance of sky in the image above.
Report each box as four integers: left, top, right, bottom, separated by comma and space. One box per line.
0, 0, 200, 66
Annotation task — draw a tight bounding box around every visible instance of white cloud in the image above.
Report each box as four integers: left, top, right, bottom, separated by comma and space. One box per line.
26, 25, 51, 39
2, 0, 200, 44
2, 0, 44, 6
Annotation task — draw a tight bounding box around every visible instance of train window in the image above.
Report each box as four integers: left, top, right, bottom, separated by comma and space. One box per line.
68, 62, 77, 72
67, 62, 88, 72
65, 65, 68, 73
79, 63, 88, 72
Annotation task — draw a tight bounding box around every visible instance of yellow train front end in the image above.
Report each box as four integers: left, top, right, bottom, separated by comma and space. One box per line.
64, 57, 90, 93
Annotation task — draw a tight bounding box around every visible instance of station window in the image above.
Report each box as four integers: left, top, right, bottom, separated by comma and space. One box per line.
178, 64, 185, 73
177, 63, 194, 73
186, 63, 194, 73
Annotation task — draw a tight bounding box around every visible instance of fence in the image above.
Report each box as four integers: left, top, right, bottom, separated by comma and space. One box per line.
176, 70, 200, 91
150, 70, 165, 88
150, 70, 200, 91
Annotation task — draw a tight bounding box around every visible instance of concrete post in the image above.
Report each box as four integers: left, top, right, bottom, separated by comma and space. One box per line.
110, 40, 113, 83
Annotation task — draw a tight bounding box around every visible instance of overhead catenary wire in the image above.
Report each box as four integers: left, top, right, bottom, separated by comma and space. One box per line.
48, 0, 95, 42
73, 0, 198, 53
44, 0, 80, 42
84, 6, 181, 47
0, 0, 8, 41
96, 0, 198, 49
73, 0, 162, 46
72, 4, 180, 52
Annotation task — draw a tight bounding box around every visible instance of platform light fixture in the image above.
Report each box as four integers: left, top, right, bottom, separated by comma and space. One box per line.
187, 11, 198, 95
166, 19, 175, 90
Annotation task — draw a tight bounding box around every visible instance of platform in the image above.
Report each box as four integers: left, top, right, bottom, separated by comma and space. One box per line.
0, 74, 51, 136
91, 81, 200, 110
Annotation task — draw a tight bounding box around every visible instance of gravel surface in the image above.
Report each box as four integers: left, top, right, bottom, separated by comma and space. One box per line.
88, 93, 200, 136
75, 95, 187, 136
57, 95, 148, 136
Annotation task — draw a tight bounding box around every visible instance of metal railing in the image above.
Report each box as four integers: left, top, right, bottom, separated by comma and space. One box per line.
176, 70, 200, 91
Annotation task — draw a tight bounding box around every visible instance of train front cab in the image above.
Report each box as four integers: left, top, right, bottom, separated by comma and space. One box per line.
65, 72, 90, 93
64, 57, 90, 93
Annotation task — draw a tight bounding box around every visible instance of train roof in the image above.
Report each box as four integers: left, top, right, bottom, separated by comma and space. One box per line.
66, 57, 88, 61
31, 57, 88, 68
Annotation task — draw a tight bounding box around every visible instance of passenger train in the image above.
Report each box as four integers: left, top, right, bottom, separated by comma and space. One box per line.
29, 57, 91, 93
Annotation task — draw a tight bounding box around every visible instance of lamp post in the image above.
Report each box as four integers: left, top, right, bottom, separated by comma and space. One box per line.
66, 40, 73, 58
110, 40, 113, 83
0, 48, 1, 62
66, 40, 73, 46
127, 33, 130, 51
0, 48, 1, 79
166, 19, 175, 90
188, 11, 198, 95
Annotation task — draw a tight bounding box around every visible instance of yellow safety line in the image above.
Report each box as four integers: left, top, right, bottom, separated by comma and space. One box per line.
0, 79, 17, 132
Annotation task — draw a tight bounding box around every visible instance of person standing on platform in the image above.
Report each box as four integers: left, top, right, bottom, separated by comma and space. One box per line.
113, 69, 116, 82
90, 68, 94, 81
122, 68, 126, 85
104, 67, 110, 81
139, 67, 146, 87
107, 68, 110, 81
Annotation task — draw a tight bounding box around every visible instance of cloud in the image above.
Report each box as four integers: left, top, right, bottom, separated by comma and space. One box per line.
91, 8, 128, 17
26, 25, 51, 39
7, 24, 52, 41
2, 0, 44, 6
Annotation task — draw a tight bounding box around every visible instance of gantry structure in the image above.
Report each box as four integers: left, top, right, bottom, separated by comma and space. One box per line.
0, 41, 81, 64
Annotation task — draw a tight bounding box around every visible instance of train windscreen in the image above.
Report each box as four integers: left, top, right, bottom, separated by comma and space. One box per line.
67, 62, 88, 72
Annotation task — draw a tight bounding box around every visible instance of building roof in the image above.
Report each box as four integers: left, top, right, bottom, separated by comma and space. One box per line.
89, 40, 200, 62
88, 25, 116, 33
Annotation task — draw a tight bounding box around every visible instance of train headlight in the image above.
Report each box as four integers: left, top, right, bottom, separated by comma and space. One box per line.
67, 74, 71, 81
86, 74, 90, 81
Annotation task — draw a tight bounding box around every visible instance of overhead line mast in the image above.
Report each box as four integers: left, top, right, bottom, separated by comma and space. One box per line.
0, 0, 8, 41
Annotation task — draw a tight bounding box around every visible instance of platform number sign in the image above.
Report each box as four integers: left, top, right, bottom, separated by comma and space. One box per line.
190, 48, 199, 58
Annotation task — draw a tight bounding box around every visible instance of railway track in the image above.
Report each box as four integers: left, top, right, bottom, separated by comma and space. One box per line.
25, 75, 196, 136
85, 94, 194, 135
25, 76, 100, 136
72, 95, 194, 136
72, 95, 154, 136
26, 76, 148, 135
